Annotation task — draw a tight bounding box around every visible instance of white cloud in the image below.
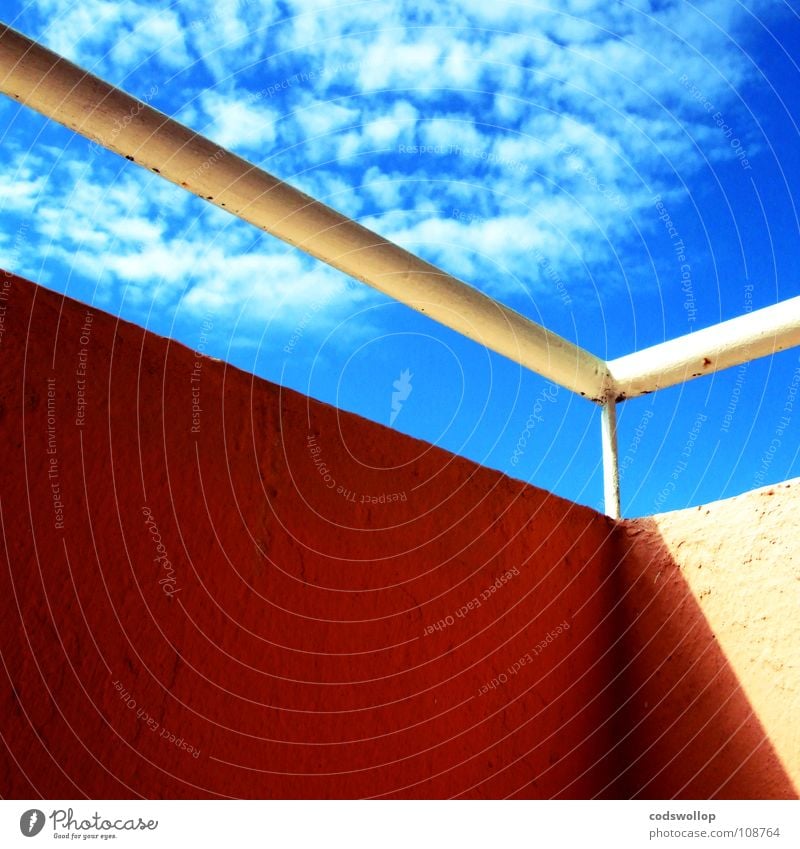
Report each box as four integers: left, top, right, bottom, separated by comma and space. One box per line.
419, 116, 483, 152
368, 203, 595, 300
178, 0, 279, 82
291, 98, 360, 139
362, 101, 419, 146
0, 137, 377, 330
0, 166, 47, 213
198, 89, 278, 150
25, 0, 191, 79
357, 36, 442, 91
180, 250, 355, 321
361, 166, 405, 210
109, 11, 192, 70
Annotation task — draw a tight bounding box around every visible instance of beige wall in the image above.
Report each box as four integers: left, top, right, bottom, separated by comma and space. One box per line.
618, 480, 800, 798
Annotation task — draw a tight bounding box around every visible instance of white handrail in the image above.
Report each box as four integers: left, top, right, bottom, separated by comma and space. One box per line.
0, 24, 611, 402
609, 296, 800, 401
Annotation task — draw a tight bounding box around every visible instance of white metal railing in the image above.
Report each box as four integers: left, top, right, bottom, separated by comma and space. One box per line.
2, 24, 799, 518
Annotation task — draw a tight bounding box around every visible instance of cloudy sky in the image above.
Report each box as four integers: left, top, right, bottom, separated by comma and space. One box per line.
1, 0, 799, 515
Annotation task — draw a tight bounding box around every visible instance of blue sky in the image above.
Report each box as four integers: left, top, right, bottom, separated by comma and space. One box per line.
1, 0, 799, 516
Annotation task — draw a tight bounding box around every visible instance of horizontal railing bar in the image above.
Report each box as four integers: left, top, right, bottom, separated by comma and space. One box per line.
609, 295, 800, 401
0, 25, 611, 402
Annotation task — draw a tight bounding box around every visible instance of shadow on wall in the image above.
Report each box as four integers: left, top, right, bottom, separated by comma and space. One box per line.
612, 517, 797, 799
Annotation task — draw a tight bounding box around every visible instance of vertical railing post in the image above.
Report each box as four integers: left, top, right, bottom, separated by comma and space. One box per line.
600, 395, 621, 519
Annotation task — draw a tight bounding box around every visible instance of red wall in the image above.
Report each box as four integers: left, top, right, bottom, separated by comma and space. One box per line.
0, 273, 623, 799
3, 271, 794, 799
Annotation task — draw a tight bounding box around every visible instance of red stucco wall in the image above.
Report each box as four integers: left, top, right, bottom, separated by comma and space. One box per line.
0, 272, 624, 799
2, 271, 795, 799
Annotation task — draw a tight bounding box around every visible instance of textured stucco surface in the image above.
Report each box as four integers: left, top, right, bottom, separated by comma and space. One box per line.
0, 272, 622, 799
1, 271, 796, 799
617, 484, 799, 799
